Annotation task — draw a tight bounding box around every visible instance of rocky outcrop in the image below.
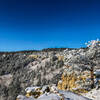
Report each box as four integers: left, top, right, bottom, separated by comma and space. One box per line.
16, 85, 91, 100
58, 40, 100, 93
57, 66, 90, 93
83, 88, 100, 100
0, 74, 12, 87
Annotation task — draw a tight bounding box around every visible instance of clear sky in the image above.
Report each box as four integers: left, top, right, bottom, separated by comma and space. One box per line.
0, 0, 100, 51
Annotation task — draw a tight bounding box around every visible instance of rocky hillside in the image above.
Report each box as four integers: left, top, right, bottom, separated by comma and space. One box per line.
0, 49, 65, 100
57, 40, 100, 93
0, 39, 100, 100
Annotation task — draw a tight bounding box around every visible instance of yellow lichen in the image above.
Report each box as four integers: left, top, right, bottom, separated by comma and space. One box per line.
57, 70, 89, 94
28, 55, 38, 59
58, 56, 64, 61
26, 92, 31, 97
72, 89, 88, 94
58, 73, 77, 91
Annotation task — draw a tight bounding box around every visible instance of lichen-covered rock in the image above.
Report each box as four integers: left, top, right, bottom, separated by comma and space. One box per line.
16, 86, 91, 100
58, 39, 100, 93
25, 87, 42, 98
58, 70, 77, 91
57, 65, 91, 93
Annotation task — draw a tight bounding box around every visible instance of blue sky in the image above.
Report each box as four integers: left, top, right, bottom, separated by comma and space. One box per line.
0, 0, 100, 51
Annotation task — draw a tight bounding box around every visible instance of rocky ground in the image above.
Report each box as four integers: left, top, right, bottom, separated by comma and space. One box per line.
16, 85, 91, 100
82, 88, 100, 100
